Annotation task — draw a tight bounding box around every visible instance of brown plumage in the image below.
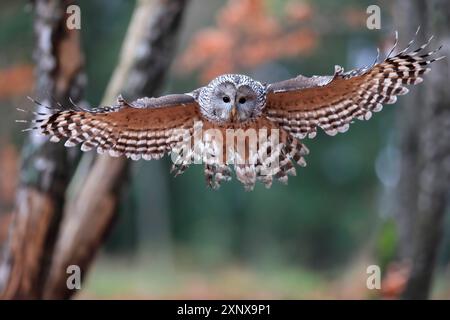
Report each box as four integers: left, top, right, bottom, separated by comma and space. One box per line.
19, 33, 443, 190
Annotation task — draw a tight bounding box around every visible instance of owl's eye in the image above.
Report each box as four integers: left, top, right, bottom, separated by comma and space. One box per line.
238, 97, 246, 104
223, 96, 230, 103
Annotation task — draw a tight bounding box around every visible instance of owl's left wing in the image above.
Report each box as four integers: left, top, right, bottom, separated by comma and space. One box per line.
25, 94, 202, 160
264, 36, 444, 139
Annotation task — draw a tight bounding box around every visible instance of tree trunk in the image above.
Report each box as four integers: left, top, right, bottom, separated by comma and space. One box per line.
0, 0, 85, 299
393, 0, 450, 299
42, 0, 189, 299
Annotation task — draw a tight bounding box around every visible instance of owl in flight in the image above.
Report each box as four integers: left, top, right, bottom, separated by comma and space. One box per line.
22, 33, 443, 190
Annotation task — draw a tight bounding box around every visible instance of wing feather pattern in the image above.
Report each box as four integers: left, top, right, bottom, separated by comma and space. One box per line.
265, 35, 444, 139
26, 94, 202, 161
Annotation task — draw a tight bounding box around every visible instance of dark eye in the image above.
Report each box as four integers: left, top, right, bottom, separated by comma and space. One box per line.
238, 97, 246, 104
223, 96, 230, 103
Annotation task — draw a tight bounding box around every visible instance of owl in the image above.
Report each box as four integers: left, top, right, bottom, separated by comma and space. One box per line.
21, 34, 443, 190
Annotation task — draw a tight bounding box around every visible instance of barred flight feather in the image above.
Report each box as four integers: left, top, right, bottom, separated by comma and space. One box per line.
22, 95, 201, 162
265, 34, 444, 139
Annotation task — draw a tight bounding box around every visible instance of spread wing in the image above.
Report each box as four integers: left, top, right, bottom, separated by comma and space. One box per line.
24, 94, 202, 161
265, 35, 444, 139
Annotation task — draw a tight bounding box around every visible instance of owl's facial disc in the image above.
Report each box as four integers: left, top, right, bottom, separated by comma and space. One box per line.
210, 82, 258, 123
198, 74, 265, 124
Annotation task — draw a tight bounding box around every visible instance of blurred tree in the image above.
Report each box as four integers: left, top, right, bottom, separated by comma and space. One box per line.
0, 0, 189, 299
42, 0, 190, 299
393, 0, 450, 300
0, 142, 19, 246
0, 0, 86, 299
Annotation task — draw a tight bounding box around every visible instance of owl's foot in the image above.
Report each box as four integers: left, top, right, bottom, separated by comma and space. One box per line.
205, 163, 232, 190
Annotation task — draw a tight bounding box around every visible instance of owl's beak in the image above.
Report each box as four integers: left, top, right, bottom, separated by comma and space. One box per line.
230, 106, 237, 120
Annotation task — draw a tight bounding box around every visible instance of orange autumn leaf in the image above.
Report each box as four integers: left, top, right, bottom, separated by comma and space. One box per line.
285, 1, 314, 22
179, 29, 234, 72
177, 0, 318, 82
344, 8, 368, 28
0, 64, 34, 98
381, 262, 410, 299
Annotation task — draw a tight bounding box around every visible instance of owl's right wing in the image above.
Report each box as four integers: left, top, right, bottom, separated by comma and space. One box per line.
25, 94, 203, 161
264, 35, 443, 139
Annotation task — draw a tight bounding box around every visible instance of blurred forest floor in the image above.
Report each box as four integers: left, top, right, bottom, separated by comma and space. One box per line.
79, 255, 450, 299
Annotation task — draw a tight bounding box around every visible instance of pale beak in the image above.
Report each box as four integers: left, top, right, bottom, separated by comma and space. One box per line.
231, 106, 237, 120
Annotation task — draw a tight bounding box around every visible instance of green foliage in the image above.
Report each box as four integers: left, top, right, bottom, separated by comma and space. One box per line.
376, 218, 398, 270
0, 2, 32, 66
79, 0, 135, 105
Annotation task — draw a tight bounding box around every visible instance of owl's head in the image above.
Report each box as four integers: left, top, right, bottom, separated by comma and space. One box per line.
198, 74, 266, 124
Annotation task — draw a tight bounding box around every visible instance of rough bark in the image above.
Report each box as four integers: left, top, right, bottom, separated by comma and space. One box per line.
0, 0, 85, 299
393, 0, 426, 262
394, 0, 450, 299
42, 0, 188, 299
